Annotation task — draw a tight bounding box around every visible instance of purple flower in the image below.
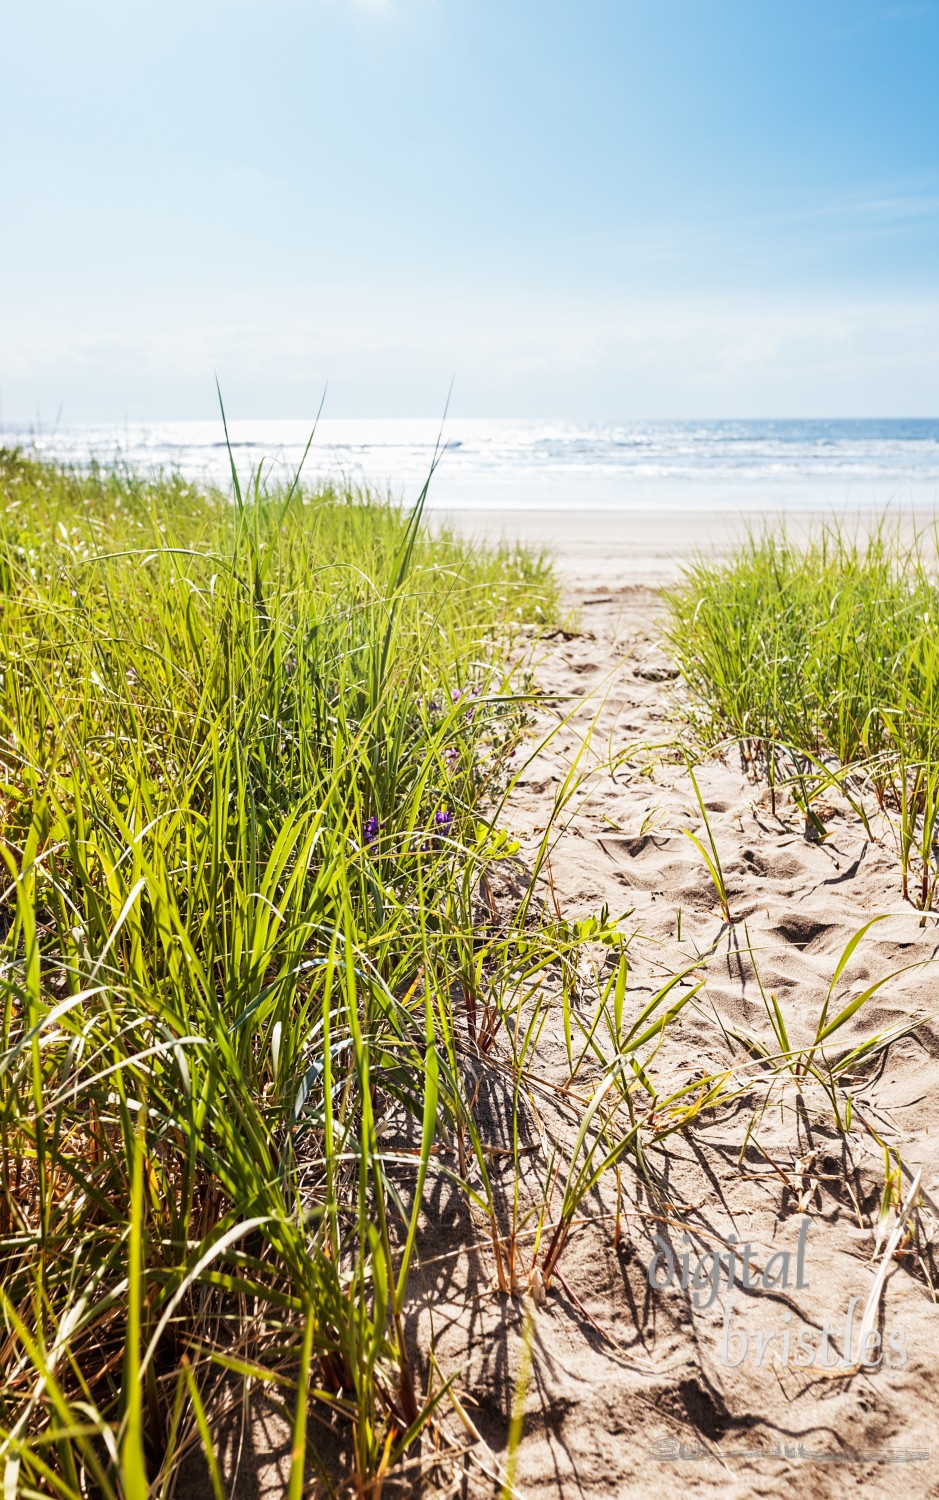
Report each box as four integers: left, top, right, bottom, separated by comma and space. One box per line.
362, 815, 381, 845
418, 809, 454, 852
444, 746, 460, 769
450, 685, 481, 722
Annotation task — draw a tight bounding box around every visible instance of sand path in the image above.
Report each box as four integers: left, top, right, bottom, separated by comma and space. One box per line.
416, 575, 939, 1500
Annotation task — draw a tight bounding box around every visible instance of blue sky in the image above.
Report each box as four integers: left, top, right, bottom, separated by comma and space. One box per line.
2, 0, 938, 421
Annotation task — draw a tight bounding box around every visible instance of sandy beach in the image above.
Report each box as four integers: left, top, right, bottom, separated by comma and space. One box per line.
432, 505, 939, 588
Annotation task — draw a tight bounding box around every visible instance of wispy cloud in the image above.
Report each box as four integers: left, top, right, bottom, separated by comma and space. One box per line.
767, 179, 939, 232
880, 3, 935, 19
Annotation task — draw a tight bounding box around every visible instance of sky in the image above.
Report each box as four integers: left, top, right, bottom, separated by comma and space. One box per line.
2, 0, 939, 422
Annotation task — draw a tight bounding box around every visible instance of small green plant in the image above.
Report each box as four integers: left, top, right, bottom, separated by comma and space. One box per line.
682, 760, 732, 922
728, 920, 931, 1134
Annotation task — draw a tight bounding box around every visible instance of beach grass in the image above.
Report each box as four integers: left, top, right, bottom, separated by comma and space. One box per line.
665, 520, 939, 908
0, 446, 578, 1494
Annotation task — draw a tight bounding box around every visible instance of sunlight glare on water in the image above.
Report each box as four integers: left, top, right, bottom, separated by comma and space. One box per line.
5, 418, 939, 511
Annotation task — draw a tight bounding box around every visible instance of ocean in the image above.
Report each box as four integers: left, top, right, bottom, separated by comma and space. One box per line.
4, 418, 939, 512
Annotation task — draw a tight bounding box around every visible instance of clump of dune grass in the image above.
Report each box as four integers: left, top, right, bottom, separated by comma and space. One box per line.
665, 520, 939, 908
0, 445, 569, 1494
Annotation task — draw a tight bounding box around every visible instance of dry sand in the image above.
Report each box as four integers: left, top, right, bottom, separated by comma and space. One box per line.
432, 506, 754, 587
431, 503, 939, 588
185, 510, 939, 1499
412, 509, 939, 1499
